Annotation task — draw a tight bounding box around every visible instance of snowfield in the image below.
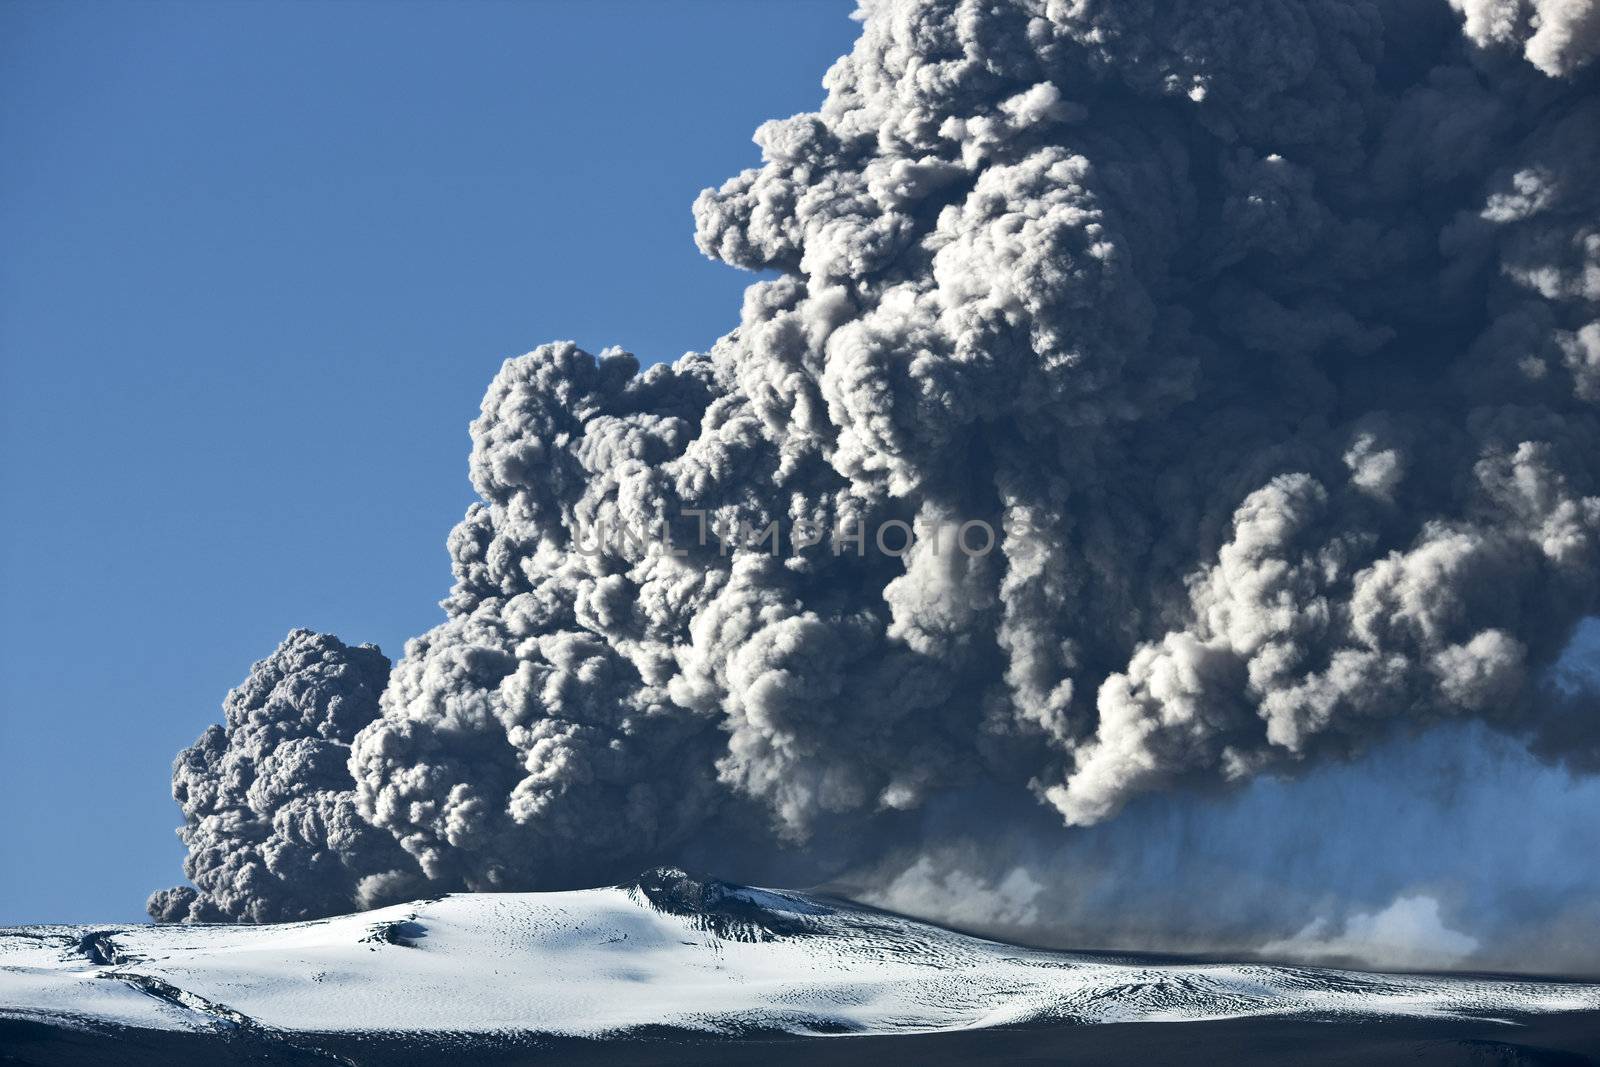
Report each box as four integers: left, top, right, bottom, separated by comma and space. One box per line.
2, 870, 1597, 1040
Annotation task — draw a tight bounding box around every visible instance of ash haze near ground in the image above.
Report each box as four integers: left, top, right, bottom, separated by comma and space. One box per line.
152, 0, 1600, 975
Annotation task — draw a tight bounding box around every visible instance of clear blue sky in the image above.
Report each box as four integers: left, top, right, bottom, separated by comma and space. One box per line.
0, 0, 858, 924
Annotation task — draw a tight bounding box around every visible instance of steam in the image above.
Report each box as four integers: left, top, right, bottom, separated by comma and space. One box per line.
874, 858, 1047, 931
1260, 895, 1481, 970
156, 0, 1599, 959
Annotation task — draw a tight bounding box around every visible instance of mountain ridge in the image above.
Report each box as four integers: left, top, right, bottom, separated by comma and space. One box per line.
4, 868, 1599, 1064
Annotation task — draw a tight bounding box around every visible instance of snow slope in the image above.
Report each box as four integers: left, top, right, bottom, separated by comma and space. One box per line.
2, 869, 1596, 1040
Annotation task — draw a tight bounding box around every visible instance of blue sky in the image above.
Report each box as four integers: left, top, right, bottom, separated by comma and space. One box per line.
0, 0, 858, 924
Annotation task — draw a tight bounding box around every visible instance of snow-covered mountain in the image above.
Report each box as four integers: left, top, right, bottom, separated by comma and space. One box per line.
3, 869, 1597, 1044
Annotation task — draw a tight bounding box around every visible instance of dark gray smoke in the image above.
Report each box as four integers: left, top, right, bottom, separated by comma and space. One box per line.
150, 631, 424, 923
157, 0, 1599, 953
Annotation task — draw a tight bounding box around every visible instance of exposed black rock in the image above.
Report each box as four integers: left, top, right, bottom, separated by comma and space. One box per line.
625, 868, 829, 942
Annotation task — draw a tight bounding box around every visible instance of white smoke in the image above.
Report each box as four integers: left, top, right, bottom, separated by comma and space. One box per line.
871, 858, 1046, 931
1260, 896, 1481, 970
1451, 0, 1600, 75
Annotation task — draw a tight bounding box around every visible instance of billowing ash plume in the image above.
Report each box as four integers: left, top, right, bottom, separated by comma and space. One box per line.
150, 631, 424, 923
159, 0, 1599, 929
1451, 0, 1600, 75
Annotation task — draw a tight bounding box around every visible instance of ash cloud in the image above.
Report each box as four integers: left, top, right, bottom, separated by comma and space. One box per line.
158, 0, 1599, 959
848, 715, 1600, 974
150, 631, 424, 923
